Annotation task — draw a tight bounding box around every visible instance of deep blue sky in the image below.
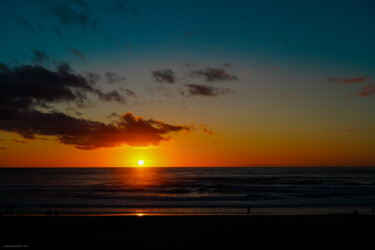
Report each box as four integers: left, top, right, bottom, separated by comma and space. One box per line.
1, 0, 375, 71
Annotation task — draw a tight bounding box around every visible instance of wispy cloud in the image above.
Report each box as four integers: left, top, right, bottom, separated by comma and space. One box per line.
183, 84, 231, 97
189, 66, 238, 82
120, 88, 136, 97
357, 84, 375, 97
105, 72, 126, 84
200, 124, 214, 135
67, 47, 85, 61
31, 49, 51, 65
13, 139, 28, 144
41, 0, 98, 30
152, 69, 176, 84
326, 76, 370, 85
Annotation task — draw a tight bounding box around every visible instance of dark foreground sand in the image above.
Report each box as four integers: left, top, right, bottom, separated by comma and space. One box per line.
1, 214, 374, 250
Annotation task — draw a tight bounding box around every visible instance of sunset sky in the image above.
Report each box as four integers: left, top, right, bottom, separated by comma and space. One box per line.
1, 0, 375, 167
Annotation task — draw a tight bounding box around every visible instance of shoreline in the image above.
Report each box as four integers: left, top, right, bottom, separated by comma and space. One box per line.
1, 214, 374, 249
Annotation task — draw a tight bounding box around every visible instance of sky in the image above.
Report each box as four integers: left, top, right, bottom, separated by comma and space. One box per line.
0, 0, 375, 167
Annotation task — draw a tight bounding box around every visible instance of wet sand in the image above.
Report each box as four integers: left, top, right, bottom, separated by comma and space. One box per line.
1, 214, 374, 249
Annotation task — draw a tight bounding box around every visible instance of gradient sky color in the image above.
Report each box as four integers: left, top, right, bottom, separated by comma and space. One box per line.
1, 0, 375, 167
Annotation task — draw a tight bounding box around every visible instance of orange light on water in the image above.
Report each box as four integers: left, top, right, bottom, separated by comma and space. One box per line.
137, 213, 144, 217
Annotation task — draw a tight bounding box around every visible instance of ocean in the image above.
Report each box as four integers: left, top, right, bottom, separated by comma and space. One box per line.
1, 167, 374, 215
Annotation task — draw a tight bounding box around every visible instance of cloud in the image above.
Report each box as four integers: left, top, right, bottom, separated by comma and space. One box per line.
327, 76, 370, 85
83, 72, 101, 85
15, 17, 34, 39
184, 62, 197, 68
200, 124, 214, 135
120, 88, 136, 97
41, 0, 97, 30
0, 110, 191, 149
0, 62, 192, 149
67, 47, 85, 61
0, 147, 6, 150
13, 139, 27, 144
105, 72, 126, 84
32, 49, 51, 65
189, 67, 238, 82
96, 90, 126, 103
152, 69, 176, 84
183, 84, 231, 97
0, 62, 126, 110
107, 112, 120, 119
357, 84, 375, 97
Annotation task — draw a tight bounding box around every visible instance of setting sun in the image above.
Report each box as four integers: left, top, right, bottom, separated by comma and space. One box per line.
138, 160, 144, 166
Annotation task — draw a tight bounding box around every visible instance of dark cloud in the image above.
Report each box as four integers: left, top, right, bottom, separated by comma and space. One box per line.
327, 76, 370, 85
0, 110, 190, 149
15, 17, 34, 39
0, 62, 126, 110
0, 62, 192, 149
120, 88, 136, 97
41, 0, 97, 30
183, 84, 231, 97
32, 49, 51, 65
83, 72, 101, 85
152, 69, 176, 84
0, 64, 9, 73
105, 72, 126, 84
0, 147, 6, 150
107, 112, 120, 119
67, 47, 85, 61
189, 67, 238, 82
96, 90, 126, 103
223, 63, 233, 68
357, 84, 375, 97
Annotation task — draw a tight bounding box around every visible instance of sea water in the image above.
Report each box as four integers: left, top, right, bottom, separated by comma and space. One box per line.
0, 167, 374, 215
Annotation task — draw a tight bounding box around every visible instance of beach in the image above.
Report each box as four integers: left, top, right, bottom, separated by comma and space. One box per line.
1, 214, 374, 249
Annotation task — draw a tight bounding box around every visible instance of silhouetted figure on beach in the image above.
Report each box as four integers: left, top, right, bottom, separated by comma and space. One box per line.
247, 207, 251, 214
353, 209, 358, 215
17, 209, 21, 216
55, 209, 59, 216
